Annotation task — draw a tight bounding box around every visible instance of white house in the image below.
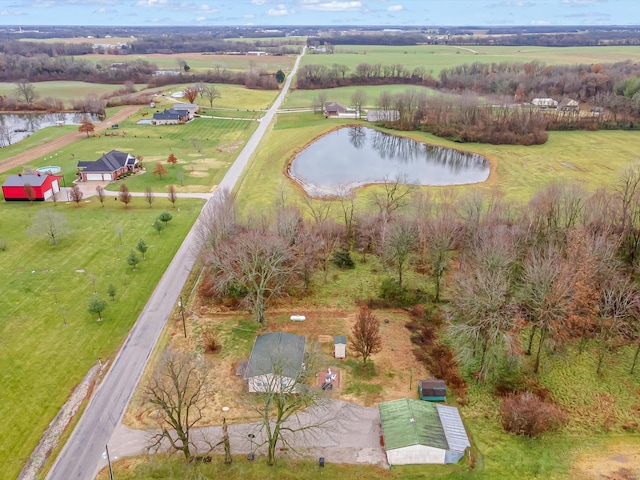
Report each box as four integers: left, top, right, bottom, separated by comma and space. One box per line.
244, 332, 306, 393
379, 398, 470, 465
172, 103, 200, 117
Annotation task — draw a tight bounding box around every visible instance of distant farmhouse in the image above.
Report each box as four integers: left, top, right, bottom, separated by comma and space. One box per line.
172, 103, 200, 117
2, 173, 62, 201
243, 332, 306, 393
557, 98, 580, 112
77, 150, 138, 182
531, 98, 558, 109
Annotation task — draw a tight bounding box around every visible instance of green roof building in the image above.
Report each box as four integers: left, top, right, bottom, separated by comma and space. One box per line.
378, 398, 470, 465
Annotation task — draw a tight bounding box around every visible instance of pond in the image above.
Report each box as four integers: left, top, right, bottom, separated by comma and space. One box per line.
288, 126, 490, 197
0, 112, 100, 147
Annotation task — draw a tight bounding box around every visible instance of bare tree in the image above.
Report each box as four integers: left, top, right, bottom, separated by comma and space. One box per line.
95, 185, 106, 206
301, 196, 332, 225
29, 209, 68, 245
146, 350, 207, 460
69, 185, 83, 206
144, 186, 154, 207
23, 183, 35, 203
197, 188, 237, 251
203, 229, 298, 323
425, 217, 457, 302
351, 88, 367, 119
371, 175, 415, 221
384, 216, 418, 288
313, 91, 327, 115
15, 81, 38, 105
250, 344, 329, 466
316, 219, 344, 282
201, 84, 221, 109
351, 305, 383, 365
0, 123, 13, 147
119, 183, 132, 207
167, 184, 177, 207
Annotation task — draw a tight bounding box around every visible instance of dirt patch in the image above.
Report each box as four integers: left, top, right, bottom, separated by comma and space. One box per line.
188, 171, 208, 178
216, 141, 243, 153
124, 307, 428, 429
571, 440, 640, 480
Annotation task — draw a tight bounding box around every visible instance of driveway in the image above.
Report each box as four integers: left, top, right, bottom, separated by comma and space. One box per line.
108, 400, 387, 468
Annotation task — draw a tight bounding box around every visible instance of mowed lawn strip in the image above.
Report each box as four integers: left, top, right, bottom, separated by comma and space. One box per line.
0, 81, 144, 107
0, 198, 202, 479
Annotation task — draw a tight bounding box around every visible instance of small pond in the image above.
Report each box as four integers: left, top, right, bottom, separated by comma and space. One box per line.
0, 112, 100, 146
288, 126, 490, 197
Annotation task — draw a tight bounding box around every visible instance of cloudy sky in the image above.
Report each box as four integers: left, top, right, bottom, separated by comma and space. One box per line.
0, 0, 637, 27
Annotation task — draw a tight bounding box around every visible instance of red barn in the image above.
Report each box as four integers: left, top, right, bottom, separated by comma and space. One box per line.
2, 173, 62, 201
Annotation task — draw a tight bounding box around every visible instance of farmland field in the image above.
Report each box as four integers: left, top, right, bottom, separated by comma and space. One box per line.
18, 36, 134, 45
0, 198, 202, 480
144, 83, 279, 110
74, 52, 297, 73
0, 81, 143, 105
302, 45, 640, 75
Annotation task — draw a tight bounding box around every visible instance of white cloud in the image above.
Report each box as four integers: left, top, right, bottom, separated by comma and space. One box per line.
94, 7, 107, 12
251, 0, 266, 4
387, 4, 403, 12
267, 4, 294, 15
196, 15, 206, 20
530, 19, 551, 24
0, 9, 25, 15
303, 1, 361, 11
136, 0, 167, 7
244, 13, 256, 18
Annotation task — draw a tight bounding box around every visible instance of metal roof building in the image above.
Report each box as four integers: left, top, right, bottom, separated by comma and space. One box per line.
378, 398, 470, 465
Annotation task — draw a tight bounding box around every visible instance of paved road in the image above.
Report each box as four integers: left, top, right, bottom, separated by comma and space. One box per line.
46, 46, 306, 480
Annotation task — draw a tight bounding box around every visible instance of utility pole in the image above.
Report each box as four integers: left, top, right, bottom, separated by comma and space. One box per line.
179, 296, 186, 338
105, 444, 114, 480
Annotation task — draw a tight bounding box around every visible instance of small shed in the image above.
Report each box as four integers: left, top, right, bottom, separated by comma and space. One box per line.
334, 335, 346, 359
557, 98, 579, 112
379, 398, 470, 465
418, 379, 446, 402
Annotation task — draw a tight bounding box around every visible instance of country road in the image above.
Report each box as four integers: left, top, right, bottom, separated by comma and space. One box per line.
45, 46, 306, 480
0, 106, 141, 174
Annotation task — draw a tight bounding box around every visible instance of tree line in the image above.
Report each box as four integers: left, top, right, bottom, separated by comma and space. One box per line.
198, 173, 640, 385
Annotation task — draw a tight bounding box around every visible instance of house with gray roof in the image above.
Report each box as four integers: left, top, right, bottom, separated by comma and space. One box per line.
152, 109, 190, 125
77, 150, 138, 182
244, 332, 306, 393
379, 398, 470, 465
172, 103, 200, 117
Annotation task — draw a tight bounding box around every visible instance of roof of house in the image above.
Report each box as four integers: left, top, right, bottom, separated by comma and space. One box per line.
436, 404, 470, 453
244, 332, 306, 379
379, 398, 470, 453
419, 379, 446, 396
78, 150, 136, 173
173, 103, 199, 110
558, 98, 579, 107
334, 335, 347, 345
379, 398, 448, 451
2, 173, 58, 188
531, 97, 558, 105
324, 101, 348, 113
153, 109, 189, 120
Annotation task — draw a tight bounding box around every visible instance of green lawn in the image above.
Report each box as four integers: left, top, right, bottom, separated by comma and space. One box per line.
0, 198, 202, 479
144, 83, 279, 110
0, 115, 257, 193
302, 45, 640, 76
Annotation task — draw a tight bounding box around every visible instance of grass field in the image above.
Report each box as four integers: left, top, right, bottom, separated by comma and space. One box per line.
18, 36, 134, 45
74, 52, 296, 74
144, 83, 279, 110
235, 112, 640, 212
302, 45, 640, 76
283, 84, 449, 109
0, 81, 143, 106
0, 198, 202, 480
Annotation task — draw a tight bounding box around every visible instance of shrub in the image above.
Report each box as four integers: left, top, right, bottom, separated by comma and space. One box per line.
331, 249, 355, 269
500, 392, 565, 437
201, 327, 220, 354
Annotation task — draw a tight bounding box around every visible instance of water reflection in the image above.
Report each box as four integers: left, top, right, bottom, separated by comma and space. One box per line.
289, 127, 490, 197
0, 112, 100, 147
